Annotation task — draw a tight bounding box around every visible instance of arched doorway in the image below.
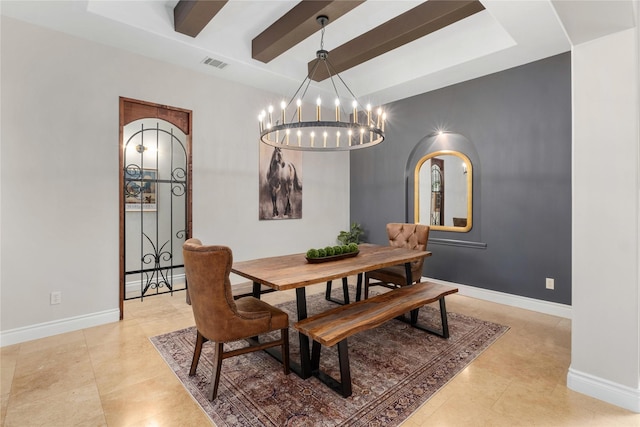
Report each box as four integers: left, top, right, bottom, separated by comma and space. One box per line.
119, 97, 192, 319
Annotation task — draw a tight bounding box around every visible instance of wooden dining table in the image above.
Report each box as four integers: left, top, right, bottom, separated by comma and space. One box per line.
231, 243, 432, 380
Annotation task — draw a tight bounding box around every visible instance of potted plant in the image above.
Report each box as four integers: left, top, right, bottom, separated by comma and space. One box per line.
337, 222, 364, 245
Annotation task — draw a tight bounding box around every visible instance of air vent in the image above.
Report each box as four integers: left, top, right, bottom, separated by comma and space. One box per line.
201, 57, 228, 70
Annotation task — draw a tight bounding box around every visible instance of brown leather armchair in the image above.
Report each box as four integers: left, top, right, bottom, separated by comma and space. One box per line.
364, 223, 430, 299
183, 239, 290, 401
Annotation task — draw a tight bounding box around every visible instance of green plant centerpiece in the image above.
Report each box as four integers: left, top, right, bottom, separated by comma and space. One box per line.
305, 244, 358, 259
305, 223, 364, 263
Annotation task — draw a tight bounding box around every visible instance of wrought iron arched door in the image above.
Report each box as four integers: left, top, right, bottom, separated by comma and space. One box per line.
119, 98, 192, 317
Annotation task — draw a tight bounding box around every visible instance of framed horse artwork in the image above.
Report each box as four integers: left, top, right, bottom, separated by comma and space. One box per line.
259, 145, 303, 220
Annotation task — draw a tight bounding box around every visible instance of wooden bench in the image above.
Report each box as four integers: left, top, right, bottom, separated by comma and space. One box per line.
294, 281, 458, 397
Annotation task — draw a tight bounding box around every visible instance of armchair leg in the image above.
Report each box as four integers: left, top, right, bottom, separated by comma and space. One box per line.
189, 331, 206, 376
208, 342, 224, 401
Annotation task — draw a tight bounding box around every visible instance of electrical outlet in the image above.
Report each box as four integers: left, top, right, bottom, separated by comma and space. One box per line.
545, 278, 555, 290
50, 291, 62, 305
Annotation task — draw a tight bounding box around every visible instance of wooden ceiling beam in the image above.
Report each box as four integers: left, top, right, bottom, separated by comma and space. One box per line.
308, 0, 485, 81
252, 0, 365, 64
174, 0, 228, 38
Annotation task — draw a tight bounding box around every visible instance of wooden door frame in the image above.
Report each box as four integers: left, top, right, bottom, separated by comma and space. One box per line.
118, 97, 193, 319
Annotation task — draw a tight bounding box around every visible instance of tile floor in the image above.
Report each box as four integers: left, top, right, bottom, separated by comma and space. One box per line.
2, 281, 639, 426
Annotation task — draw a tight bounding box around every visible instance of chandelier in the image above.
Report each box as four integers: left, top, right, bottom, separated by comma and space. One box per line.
258, 15, 386, 152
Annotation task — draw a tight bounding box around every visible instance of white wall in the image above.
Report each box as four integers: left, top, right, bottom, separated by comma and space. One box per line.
0, 17, 349, 345
569, 24, 640, 411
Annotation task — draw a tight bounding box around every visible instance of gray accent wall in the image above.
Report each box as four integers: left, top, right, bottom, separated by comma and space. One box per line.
351, 53, 571, 304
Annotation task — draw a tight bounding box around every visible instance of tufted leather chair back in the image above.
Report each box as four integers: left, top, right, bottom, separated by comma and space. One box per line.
183, 238, 272, 342
386, 223, 430, 277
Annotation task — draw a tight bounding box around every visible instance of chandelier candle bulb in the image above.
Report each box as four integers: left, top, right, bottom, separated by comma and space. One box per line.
316, 98, 321, 121
360, 128, 364, 145
310, 131, 315, 147
352, 100, 358, 123
281, 101, 286, 124
297, 99, 302, 122
348, 129, 353, 146
297, 130, 302, 146
286, 129, 290, 145
336, 131, 340, 147
335, 99, 340, 121
323, 131, 328, 147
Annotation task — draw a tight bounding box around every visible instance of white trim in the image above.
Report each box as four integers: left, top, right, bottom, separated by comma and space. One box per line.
0, 309, 120, 347
424, 277, 572, 319
567, 367, 640, 413
2, 278, 571, 347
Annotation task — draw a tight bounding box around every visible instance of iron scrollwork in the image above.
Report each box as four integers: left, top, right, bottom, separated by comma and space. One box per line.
123, 123, 189, 300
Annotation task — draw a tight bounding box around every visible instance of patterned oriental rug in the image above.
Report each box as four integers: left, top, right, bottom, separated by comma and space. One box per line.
151, 291, 508, 426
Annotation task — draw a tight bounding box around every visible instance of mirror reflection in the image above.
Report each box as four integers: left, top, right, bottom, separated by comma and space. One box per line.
415, 150, 472, 232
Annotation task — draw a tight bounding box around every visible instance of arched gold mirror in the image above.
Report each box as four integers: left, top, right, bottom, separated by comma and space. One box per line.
414, 150, 472, 232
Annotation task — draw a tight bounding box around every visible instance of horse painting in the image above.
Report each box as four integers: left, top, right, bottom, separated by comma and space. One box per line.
266, 147, 302, 218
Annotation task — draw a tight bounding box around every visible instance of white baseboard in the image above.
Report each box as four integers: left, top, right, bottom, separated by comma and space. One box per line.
424, 277, 572, 319
0, 309, 120, 347
0, 277, 572, 347
3, 273, 192, 347
567, 367, 640, 413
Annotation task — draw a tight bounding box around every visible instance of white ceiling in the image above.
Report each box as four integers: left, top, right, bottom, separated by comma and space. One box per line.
1, 1, 636, 105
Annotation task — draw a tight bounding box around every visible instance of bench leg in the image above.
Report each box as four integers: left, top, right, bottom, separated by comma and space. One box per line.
337, 339, 353, 397
398, 297, 451, 338
310, 339, 353, 398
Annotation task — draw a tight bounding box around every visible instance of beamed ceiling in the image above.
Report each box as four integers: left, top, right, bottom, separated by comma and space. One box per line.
1, 1, 636, 105
174, 0, 487, 83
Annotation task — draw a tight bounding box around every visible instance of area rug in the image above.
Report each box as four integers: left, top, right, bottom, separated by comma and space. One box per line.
151, 291, 508, 426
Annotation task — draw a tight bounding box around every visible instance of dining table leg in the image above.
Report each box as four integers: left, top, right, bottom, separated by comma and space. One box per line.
252, 281, 261, 298
295, 287, 312, 379
250, 281, 312, 379
354, 273, 363, 301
